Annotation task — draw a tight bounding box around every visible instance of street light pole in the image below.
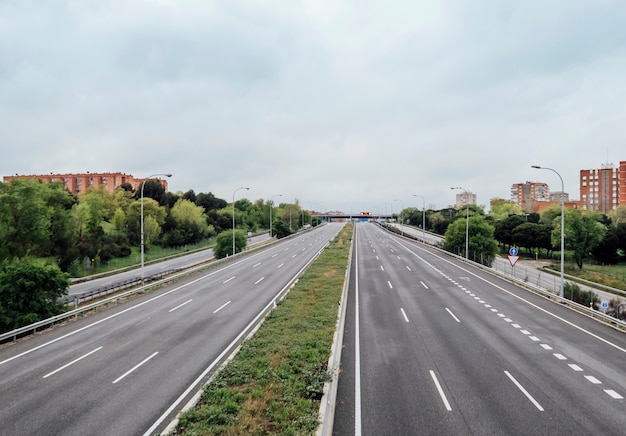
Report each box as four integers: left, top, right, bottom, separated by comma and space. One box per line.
232, 186, 250, 256
141, 173, 172, 282
413, 194, 426, 242
269, 194, 282, 238
451, 187, 470, 259
532, 165, 565, 298
394, 199, 404, 236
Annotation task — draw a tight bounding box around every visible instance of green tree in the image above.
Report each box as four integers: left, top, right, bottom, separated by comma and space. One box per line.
136, 179, 167, 205
163, 198, 211, 246
273, 218, 293, 239
43, 182, 78, 270
511, 222, 552, 255
0, 261, 70, 332
489, 199, 523, 221
213, 230, 247, 259
429, 211, 448, 234
0, 179, 51, 260
608, 205, 626, 225
196, 192, 227, 212
591, 223, 620, 264
444, 215, 498, 265
493, 214, 526, 249
126, 198, 167, 245
554, 209, 607, 269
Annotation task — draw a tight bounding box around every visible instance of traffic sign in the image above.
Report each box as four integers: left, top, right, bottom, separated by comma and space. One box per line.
601, 301, 609, 309
509, 247, 519, 256
507, 254, 520, 267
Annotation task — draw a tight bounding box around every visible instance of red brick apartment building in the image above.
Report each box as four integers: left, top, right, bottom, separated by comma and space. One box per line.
513, 161, 625, 215
580, 162, 624, 214
621, 161, 626, 207
2, 172, 169, 196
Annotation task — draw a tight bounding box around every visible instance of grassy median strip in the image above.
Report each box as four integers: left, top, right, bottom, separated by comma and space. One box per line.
174, 224, 353, 435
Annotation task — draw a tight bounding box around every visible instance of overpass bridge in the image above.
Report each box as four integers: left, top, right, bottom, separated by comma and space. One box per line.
314, 213, 396, 221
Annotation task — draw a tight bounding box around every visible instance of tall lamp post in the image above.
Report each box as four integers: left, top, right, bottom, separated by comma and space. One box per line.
451, 187, 470, 259
413, 194, 426, 242
141, 173, 172, 282
269, 194, 282, 238
394, 199, 404, 236
532, 165, 565, 298
232, 186, 250, 256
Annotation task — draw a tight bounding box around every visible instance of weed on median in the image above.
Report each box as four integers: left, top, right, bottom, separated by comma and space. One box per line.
174, 224, 352, 435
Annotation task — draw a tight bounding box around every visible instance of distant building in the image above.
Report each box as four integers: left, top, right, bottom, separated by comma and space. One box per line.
621, 161, 626, 207
454, 191, 476, 208
579, 163, 621, 214
2, 172, 169, 195
511, 181, 550, 212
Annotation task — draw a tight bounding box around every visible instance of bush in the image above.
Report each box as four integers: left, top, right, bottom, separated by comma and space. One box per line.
0, 261, 69, 332
563, 282, 599, 308
214, 230, 247, 259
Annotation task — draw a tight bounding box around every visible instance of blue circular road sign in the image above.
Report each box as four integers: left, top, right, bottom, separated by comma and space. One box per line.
509, 247, 519, 256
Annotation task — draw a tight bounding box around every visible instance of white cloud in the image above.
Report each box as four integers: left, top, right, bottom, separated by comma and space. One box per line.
1, 0, 625, 212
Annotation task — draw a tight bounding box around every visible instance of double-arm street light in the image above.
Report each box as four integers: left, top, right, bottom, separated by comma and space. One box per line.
394, 199, 404, 236
451, 187, 470, 259
232, 186, 250, 256
532, 165, 565, 298
413, 194, 426, 242
269, 194, 282, 238
141, 173, 172, 282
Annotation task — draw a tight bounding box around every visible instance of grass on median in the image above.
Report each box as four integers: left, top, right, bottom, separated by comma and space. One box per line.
174, 223, 353, 436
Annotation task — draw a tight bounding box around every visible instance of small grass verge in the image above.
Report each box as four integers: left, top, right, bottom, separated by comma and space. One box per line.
543, 263, 626, 291
174, 223, 353, 435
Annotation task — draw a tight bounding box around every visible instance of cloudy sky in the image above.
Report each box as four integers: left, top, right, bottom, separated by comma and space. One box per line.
2, 1, 625, 213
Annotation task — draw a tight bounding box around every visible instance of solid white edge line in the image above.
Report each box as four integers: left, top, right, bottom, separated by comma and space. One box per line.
43, 346, 103, 379
213, 301, 232, 314
169, 299, 193, 313
145, 226, 343, 436
113, 351, 159, 384
355, 226, 362, 435
392, 237, 626, 355
400, 308, 410, 323
504, 370, 544, 411
445, 308, 461, 323
0, 244, 289, 367
430, 370, 452, 411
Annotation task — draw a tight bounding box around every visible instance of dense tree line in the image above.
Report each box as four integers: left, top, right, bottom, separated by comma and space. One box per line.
0, 178, 311, 331
401, 201, 626, 269
0, 179, 312, 272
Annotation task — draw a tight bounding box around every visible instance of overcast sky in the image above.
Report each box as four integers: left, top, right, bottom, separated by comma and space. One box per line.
2, 1, 625, 213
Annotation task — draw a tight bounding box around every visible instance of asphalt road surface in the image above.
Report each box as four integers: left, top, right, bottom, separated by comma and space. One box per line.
0, 224, 343, 436
68, 233, 271, 297
333, 222, 625, 435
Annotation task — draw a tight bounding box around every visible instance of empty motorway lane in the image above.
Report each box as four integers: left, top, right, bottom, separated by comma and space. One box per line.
0, 224, 343, 436
333, 222, 625, 435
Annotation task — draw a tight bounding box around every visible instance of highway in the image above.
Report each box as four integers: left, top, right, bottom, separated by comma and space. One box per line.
0, 223, 343, 436
68, 233, 271, 297
333, 222, 626, 435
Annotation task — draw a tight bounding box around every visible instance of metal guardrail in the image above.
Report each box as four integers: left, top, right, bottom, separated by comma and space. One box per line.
0, 226, 323, 344
378, 223, 626, 331
62, 271, 179, 306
